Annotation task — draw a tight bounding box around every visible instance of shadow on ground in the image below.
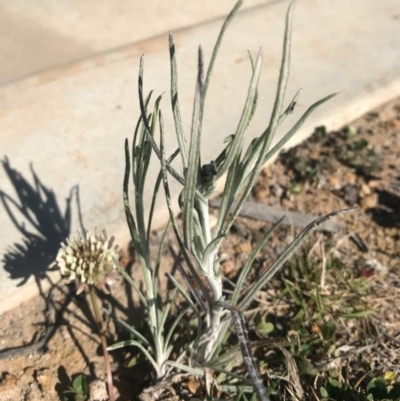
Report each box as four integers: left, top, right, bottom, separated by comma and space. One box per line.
0, 157, 84, 293
367, 188, 400, 228
0, 157, 149, 400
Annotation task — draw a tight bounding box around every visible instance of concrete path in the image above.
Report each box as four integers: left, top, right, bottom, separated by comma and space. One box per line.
1, 0, 399, 314
0, 0, 270, 85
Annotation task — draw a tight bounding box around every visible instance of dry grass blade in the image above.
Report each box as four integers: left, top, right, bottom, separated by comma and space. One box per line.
277, 346, 304, 400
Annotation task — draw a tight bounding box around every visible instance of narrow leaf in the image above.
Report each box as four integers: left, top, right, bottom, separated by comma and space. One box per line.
138, 56, 185, 185
239, 208, 356, 310
183, 47, 204, 249
114, 258, 148, 307
232, 217, 284, 306
215, 48, 263, 181
107, 340, 158, 373
164, 361, 204, 376
169, 32, 188, 169
203, 0, 244, 99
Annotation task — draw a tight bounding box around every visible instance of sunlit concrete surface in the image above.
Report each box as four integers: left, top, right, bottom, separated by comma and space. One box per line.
0, 0, 272, 85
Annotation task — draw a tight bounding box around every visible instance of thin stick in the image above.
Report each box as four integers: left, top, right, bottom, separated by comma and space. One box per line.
219, 302, 270, 401
320, 241, 326, 288
89, 286, 115, 401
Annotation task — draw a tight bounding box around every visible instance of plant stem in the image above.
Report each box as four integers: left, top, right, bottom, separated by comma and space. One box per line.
89, 285, 115, 401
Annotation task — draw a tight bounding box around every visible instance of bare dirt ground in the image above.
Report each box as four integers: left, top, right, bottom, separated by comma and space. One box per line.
0, 95, 399, 401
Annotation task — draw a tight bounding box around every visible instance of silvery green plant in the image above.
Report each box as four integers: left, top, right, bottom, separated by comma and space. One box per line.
109, 0, 350, 386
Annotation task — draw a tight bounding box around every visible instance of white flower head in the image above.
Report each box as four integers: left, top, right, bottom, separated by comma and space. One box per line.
56, 229, 119, 294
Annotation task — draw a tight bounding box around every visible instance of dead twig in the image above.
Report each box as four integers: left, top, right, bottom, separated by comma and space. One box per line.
210, 199, 342, 232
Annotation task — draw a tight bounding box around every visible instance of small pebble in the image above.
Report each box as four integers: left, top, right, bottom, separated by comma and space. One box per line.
342, 184, 359, 206
361, 194, 378, 209
360, 182, 371, 196
365, 112, 379, 122
89, 379, 109, 401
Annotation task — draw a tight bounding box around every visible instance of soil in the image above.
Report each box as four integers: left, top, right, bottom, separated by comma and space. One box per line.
1, 95, 400, 401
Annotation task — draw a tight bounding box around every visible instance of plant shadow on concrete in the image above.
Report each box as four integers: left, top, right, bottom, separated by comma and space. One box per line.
0, 157, 76, 292
0, 157, 149, 399
0, 157, 80, 360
